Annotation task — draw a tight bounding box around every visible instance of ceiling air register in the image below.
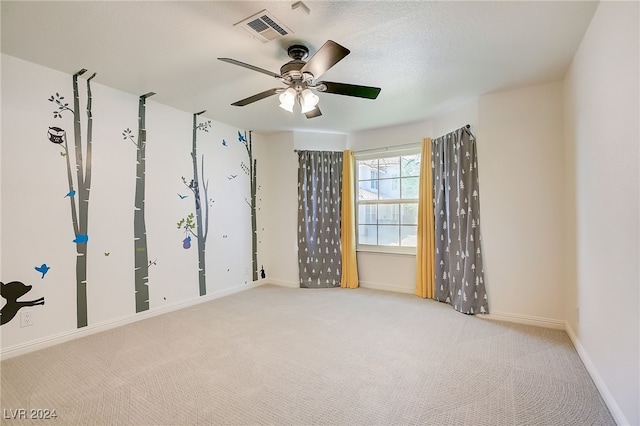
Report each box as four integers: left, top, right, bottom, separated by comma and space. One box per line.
235, 10, 291, 43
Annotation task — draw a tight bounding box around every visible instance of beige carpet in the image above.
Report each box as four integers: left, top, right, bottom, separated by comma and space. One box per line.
1, 284, 615, 425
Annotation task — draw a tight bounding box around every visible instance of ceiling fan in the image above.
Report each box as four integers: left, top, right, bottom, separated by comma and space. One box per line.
218, 40, 381, 119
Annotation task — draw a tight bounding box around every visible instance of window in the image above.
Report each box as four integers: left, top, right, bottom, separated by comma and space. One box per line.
355, 148, 421, 253
369, 171, 378, 189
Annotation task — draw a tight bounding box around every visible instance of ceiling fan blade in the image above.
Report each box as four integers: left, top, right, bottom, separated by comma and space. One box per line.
317, 81, 381, 99
300, 40, 350, 79
304, 106, 322, 119
231, 88, 281, 107
218, 58, 281, 79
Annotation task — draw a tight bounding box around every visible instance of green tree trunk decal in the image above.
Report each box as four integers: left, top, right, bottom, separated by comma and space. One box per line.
180, 112, 211, 296
48, 69, 96, 328
240, 131, 258, 282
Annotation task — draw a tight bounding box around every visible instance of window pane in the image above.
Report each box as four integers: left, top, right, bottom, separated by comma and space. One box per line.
379, 157, 400, 178
401, 154, 421, 177
401, 177, 419, 199
357, 159, 378, 179
379, 178, 400, 199
378, 225, 399, 246
358, 225, 377, 245
359, 180, 378, 200
378, 204, 399, 225
358, 204, 377, 225
400, 225, 417, 247
401, 203, 418, 225
355, 149, 421, 251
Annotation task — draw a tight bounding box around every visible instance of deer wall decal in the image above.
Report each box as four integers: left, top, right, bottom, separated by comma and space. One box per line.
1, 281, 45, 326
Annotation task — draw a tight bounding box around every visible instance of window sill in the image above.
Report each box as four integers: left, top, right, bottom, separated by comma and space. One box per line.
356, 246, 417, 256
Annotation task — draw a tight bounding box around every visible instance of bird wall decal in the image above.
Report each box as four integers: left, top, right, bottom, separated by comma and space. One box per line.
73, 234, 88, 244
34, 264, 50, 279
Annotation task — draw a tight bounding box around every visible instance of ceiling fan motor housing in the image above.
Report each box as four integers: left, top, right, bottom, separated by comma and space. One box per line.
280, 60, 313, 86
280, 44, 315, 85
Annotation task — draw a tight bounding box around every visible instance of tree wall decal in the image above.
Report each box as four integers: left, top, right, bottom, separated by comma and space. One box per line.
180, 111, 211, 296
239, 130, 258, 282
47, 68, 96, 328
122, 92, 155, 313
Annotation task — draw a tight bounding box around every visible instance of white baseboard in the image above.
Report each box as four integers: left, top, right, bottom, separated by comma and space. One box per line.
484, 310, 565, 330
358, 280, 415, 295
0, 280, 266, 360
565, 323, 629, 426
265, 279, 416, 295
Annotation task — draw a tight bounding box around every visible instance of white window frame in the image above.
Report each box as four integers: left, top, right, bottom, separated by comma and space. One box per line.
354, 144, 421, 255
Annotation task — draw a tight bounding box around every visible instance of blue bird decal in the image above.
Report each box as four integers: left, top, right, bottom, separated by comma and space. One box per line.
73, 234, 89, 244
178, 193, 188, 199
222, 139, 227, 146
35, 263, 50, 279
238, 131, 246, 143
65, 190, 76, 198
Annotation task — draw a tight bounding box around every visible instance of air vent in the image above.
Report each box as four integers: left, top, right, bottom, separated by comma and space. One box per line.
235, 9, 292, 43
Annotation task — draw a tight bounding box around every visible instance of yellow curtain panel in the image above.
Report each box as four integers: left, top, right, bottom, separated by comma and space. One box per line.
416, 138, 436, 298
340, 150, 359, 289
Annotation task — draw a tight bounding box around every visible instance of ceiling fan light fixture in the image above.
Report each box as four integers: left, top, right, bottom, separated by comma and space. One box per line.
299, 88, 319, 113
278, 87, 296, 112
279, 101, 294, 113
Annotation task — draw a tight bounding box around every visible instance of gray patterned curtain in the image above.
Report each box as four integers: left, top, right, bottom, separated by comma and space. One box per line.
433, 127, 489, 314
297, 151, 343, 288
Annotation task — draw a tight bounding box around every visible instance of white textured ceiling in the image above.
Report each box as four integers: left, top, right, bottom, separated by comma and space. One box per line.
1, 1, 598, 134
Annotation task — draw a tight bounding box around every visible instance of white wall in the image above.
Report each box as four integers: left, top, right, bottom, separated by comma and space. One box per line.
1, 54, 258, 356
346, 86, 569, 329
0, 62, 3, 285
346, 101, 479, 294
263, 117, 454, 292
347, 118, 433, 152
260, 131, 346, 287
293, 131, 347, 152
478, 82, 566, 325
563, 2, 639, 424
260, 132, 297, 286
347, 118, 429, 293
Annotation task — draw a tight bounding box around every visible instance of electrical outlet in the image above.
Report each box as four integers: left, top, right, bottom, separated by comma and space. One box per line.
21, 311, 34, 327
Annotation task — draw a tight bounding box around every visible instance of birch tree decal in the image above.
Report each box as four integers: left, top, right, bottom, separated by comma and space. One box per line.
47, 68, 96, 328
239, 130, 258, 282
179, 111, 211, 296
122, 92, 155, 313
